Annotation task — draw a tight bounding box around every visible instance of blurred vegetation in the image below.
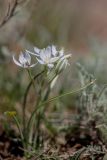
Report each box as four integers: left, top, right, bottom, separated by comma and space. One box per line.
0, 0, 107, 113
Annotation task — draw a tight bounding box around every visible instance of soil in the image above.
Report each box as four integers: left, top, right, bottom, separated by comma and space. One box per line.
0, 124, 23, 160
0, 122, 105, 160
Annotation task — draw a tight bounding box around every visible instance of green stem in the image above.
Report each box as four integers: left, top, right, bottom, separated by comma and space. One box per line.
13, 116, 24, 142
28, 73, 46, 147
22, 70, 44, 133
33, 86, 51, 148
27, 80, 95, 134
27, 69, 35, 89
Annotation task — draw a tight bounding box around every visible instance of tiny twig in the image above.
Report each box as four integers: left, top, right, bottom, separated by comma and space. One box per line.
0, 0, 30, 28
0, 0, 18, 27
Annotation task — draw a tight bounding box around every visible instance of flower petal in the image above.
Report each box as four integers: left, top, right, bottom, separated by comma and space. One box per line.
39, 49, 47, 61
30, 62, 38, 68
13, 55, 22, 67
26, 50, 37, 56
25, 52, 31, 64
19, 52, 31, 65
44, 46, 51, 59
36, 57, 45, 64
51, 45, 57, 56
34, 47, 40, 54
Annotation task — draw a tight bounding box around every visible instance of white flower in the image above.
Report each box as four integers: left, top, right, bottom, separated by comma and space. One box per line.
26, 45, 72, 70
27, 45, 59, 69
33, 45, 58, 57
13, 51, 36, 68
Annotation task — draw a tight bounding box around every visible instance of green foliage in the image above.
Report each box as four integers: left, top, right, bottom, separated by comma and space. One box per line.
76, 63, 107, 143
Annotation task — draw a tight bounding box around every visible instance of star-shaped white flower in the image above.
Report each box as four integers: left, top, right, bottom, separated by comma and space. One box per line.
27, 45, 59, 68
13, 51, 36, 68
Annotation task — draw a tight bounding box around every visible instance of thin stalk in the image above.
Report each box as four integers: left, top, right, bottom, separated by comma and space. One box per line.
22, 70, 44, 133
13, 116, 24, 143
29, 74, 46, 147
33, 113, 41, 149
32, 73, 55, 148
27, 71, 46, 147
27, 69, 35, 89
23, 70, 44, 149
43, 81, 95, 104
33, 86, 51, 148
27, 80, 95, 134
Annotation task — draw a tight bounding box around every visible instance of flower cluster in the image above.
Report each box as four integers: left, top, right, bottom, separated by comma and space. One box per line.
13, 45, 71, 71
11, 45, 72, 152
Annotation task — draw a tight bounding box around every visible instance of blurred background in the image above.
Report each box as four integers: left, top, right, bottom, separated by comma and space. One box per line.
1, 0, 107, 51
0, 0, 107, 113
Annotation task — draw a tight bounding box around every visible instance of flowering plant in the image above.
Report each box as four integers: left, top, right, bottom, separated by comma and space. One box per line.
5, 45, 94, 157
